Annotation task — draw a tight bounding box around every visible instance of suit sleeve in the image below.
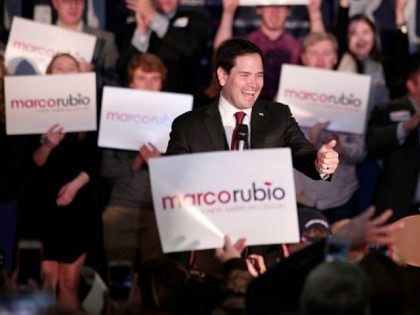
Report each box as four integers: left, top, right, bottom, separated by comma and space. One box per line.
159, 10, 210, 58
283, 106, 319, 180
166, 115, 191, 155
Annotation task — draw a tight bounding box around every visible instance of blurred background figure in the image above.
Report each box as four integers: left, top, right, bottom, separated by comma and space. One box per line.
29, 53, 97, 310
119, 0, 209, 96
101, 53, 166, 267
300, 261, 371, 315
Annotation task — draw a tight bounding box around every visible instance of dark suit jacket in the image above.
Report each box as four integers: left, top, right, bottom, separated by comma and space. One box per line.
367, 97, 420, 221
246, 239, 326, 314
84, 26, 119, 87
118, 8, 209, 94
166, 99, 321, 180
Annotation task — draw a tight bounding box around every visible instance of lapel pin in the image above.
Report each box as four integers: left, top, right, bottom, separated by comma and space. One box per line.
259, 112, 264, 117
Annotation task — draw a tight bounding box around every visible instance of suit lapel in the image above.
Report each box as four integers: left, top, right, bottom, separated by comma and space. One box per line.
204, 101, 228, 150
250, 100, 268, 149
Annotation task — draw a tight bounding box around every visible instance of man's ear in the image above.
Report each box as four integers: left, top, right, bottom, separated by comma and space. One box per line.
216, 67, 227, 87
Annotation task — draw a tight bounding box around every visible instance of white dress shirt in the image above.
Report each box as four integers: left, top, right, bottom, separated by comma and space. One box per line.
218, 94, 251, 149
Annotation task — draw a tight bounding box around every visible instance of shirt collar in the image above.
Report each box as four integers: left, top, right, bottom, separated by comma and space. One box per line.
218, 94, 252, 127
165, 9, 177, 20
57, 20, 84, 32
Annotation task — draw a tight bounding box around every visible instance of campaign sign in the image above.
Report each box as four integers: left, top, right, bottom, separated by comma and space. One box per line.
276, 65, 371, 135
5, 17, 96, 74
5, 73, 97, 134
239, 0, 308, 5
98, 87, 192, 152
149, 149, 300, 253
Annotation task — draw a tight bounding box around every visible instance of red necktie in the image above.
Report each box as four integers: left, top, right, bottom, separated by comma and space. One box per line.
231, 111, 246, 150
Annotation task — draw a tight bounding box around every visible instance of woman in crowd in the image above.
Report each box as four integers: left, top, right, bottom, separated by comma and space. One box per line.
31, 53, 97, 310
337, 13, 389, 117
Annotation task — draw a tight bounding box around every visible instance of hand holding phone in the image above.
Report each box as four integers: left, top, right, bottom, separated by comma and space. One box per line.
17, 240, 43, 290
325, 235, 349, 262
108, 260, 132, 301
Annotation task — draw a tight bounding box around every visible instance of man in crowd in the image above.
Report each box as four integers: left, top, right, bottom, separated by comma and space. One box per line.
367, 53, 420, 221
213, 0, 325, 100
52, 0, 119, 87
120, 0, 209, 95
294, 32, 366, 223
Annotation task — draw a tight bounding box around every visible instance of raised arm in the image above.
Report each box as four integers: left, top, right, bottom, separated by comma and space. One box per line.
307, 0, 325, 32
213, 0, 239, 50
33, 124, 65, 167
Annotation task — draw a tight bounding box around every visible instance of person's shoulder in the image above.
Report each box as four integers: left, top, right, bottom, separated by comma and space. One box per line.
84, 26, 115, 41
255, 99, 291, 114
173, 102, 213, 124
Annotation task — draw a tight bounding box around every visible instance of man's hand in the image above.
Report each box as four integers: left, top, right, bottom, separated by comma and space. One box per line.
245, 254, 266, 277
132, 142, 161, 171
307, 0, 323, 16
215, 235, 246, 264
139, 142, 161, 162
395, 0, 408, 25
126, 0, 156, 25
43, 124, 65, 149
336, 206, 405, 249
315, 139, 339, 175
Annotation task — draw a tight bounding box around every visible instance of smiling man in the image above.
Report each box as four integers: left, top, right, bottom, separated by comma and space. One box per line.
166, 38, 339, 180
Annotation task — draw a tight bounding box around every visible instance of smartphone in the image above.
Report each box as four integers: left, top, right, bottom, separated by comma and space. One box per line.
108, 260, 132, 301
367, 243, 390, 257
17, 240, 43, 290
324, 235, 349, 262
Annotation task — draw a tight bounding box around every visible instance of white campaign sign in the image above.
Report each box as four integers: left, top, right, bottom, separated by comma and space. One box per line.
98, 87, 192, 152
149, 149, 300, 253
5, 73, 97, 134
276, 65, 371, 135
239, 0, 308, 5
5, 17, 96, 74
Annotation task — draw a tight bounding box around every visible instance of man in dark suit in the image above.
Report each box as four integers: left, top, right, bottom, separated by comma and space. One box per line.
167, 38, 339, 180
120, 0, 209, 95
52, 0, 119, 87
367, 54, 420, 221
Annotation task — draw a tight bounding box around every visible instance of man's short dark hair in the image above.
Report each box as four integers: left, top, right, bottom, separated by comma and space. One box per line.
300, 261, 371, 315
214, 38, 264, 73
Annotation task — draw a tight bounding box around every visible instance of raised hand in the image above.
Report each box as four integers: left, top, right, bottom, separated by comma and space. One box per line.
336, 206, 405, 249
44, 124, 65, 149
215, 235, 246, 264
315, 139, 339, 175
